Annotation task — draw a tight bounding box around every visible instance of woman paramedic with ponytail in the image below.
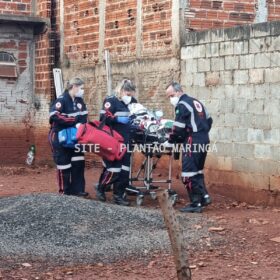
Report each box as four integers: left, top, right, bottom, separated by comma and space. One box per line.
49, 77, 88, 197
96, 79, 137, 206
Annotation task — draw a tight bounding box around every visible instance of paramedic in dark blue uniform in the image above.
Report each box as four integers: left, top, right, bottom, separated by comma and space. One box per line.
96, 79, 137, 206
49, 77, 88, 196
166, 81, 212, 213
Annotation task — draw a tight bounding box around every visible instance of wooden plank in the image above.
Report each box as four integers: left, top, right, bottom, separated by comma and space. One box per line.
158, 189, 192, 280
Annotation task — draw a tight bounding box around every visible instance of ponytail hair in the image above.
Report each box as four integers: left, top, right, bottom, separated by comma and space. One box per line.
65, 77, 84, 91
114, 79, 136, 98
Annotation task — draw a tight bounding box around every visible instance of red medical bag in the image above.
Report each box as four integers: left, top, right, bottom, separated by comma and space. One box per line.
76, 120, 126, 161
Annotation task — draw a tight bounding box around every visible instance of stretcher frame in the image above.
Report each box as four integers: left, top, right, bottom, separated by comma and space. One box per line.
126, 146, 178, 206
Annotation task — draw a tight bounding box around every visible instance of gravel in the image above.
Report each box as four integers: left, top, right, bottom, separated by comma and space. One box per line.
0, 194, 211, 266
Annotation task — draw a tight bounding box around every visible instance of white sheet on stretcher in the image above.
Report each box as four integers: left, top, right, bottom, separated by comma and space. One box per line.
128, 103, 174, 140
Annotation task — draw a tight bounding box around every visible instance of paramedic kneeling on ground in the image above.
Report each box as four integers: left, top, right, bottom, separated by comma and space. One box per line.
96, 79, 137, 206
49, 77, 88, 197
166, 81, 212, 213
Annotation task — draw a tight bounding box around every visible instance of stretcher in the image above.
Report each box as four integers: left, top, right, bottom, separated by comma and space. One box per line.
124, 104, 178, 206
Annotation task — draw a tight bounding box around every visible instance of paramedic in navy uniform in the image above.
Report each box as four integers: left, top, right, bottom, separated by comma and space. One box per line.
165, 81, 213, 213
96, 79, 137, 206
49, 77, 88, 196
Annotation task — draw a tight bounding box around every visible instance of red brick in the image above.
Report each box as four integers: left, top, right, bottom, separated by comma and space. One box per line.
195, 10, 207, 18
190, 0, 201, 9
0, 41, 17, 49
217, 11, 229, 20
224, 2, 235, 11
207, 11, 218, 19
18, 52, 27, 59
212, 1, 223, 10
201, 0, 212, 9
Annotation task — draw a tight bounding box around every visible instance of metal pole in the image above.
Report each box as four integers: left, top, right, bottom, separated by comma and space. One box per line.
104, 49, 112, 96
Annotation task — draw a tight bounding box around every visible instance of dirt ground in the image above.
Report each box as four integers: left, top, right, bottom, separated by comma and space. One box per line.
0, 165, 279, 280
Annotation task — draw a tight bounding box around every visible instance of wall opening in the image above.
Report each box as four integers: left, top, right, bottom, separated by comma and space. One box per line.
0, 52, 17, 78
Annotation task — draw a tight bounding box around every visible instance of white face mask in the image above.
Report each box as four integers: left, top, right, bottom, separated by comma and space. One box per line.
75, 88, 84, 98
121, 95, 132, 105
170, 96, 179, 107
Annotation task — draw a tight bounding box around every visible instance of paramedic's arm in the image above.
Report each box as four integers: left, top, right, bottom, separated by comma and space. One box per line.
99, 100, 118, 125
203, 104, 213, 131
169, 104, 190, 144
49, 99, 77, 127
77, 98, 88, 124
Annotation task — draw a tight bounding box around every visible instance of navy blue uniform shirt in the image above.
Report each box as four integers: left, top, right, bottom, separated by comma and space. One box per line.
49, 91, 88, 132
169, 94, 212, 143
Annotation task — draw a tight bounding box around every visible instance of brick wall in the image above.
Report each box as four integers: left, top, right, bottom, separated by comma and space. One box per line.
62, 0, 179, 121
63, 0, 173, 67
0, 0, 53, 165
142, 0, 172, 57
104, 0, 137, 60
64, 0, 100, 66
185, 0, 280, 31
2, 0, 280, 168
268, 0, 280, 21
32, 0, 60, 164
181, 21, 280, 203
0, 25, 34, 164
0, 0, 32, 15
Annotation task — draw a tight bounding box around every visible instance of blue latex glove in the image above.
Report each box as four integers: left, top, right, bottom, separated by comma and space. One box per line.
116, 116, 130, 124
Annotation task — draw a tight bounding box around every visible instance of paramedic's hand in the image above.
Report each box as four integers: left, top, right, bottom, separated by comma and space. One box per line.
105, 110, 115, 120
162, 140, 174, 149
116, 116, 130, 124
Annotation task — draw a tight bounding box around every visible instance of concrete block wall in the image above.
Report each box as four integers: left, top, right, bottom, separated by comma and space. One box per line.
181, 21, 280, 200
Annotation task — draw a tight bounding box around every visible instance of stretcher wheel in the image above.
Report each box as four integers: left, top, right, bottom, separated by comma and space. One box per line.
150, 192, 157, 200
136, 194, 144, 206
169, 194, 178, 206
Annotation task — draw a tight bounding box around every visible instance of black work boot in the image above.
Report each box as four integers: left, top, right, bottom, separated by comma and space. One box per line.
113, 194, 130, 206
179, 203, 202, 213
74, 192, 89, 197
95, 184, 106, 202
202, 194, 212, 206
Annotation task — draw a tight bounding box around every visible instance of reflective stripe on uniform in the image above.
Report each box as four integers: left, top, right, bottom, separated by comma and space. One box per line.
57, 164, 71, 170
178, 101, 198, 132
49, 111, 60, 117
114, 111, 130, 117
181, 170, 203, 177
203, 104, 211, 119
173, 121, 186, 128
62, 111, 88, 117
102, 160, 106, 167
71, 156, 85, 161
100, 110, 106, 114
107, 167, 121, 173
121, 165, 130, 172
